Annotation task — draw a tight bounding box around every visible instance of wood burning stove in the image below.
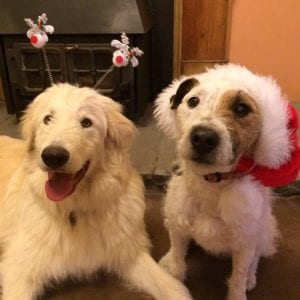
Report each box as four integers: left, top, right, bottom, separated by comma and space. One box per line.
0, 0, 152, 120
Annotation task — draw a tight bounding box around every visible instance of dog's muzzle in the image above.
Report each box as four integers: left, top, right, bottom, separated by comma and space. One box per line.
190, 126, 219, 163
42, 146, 70, 169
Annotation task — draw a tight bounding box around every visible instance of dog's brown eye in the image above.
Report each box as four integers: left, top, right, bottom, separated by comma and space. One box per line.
187, 97, 200, 108
81, 118, 93, 128
233, 103, 252, 118
43, 115, 53, 125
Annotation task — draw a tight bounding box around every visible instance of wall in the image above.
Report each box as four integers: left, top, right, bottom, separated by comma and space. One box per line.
228, 0, 300, 102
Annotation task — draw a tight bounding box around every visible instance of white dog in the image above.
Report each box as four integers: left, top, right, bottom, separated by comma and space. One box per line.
0, 84, 192, 300
154, 64, 300, 300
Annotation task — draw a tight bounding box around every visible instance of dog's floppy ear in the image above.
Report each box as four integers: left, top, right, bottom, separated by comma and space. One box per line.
170, 77, 199, 109
154, 76, 199, 138
103, 100, 136, 151
20, 98, 39, 151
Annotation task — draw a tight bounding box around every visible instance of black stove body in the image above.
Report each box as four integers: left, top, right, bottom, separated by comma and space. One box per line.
0, 0, 152, 120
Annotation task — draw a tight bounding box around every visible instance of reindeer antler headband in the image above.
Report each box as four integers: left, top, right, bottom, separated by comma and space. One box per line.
111, 32, 144, 68
24, 14, 144, 90
94, 32, 144, 89
24, 13, 54, 49
24, 13, 55, 84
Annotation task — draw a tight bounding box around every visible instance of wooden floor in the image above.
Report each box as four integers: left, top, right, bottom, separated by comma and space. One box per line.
0, 102, 20, 138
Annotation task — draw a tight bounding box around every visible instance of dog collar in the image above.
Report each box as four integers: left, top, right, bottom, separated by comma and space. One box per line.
173, 163, 253, 182
204, 171, 243, 183
203, 160, 256, 183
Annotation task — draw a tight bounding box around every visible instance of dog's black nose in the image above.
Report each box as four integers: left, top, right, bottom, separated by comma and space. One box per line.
190, 126, 219, 155
41, 146, 70, 169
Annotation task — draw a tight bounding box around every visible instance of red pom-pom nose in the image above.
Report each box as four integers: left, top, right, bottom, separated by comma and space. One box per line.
30, 35, 38, 44
29, 34, 46, 48
116, 55, 123, 64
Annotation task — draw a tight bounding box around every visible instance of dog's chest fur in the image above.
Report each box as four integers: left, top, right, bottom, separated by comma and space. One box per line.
165, 173, 243, 254
1, 165, 147, 273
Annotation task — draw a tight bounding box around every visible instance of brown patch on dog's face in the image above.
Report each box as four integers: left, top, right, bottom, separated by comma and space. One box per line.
216, 90, 262, 159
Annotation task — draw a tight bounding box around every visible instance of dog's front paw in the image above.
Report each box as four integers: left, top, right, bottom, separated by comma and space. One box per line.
159, 252, 186, 281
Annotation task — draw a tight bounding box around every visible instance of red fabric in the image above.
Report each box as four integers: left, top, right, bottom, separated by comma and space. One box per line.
235, 103, 300, 187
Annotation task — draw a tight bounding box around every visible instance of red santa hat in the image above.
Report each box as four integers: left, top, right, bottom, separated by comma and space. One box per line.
236, 102, 300, 187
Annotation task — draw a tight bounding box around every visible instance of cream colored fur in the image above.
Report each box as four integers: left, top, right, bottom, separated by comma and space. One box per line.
154, 64, 288, 300
0, 84, 191, 300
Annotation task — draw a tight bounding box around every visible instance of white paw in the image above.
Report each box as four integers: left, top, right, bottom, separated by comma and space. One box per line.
159, 252, 186, 281
246, 273, 257, 291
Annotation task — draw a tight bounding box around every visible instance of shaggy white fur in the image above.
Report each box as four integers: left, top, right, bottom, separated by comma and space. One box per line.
155, 64, 291, 169
154, 64, 292, 300
0, 84, 191, 300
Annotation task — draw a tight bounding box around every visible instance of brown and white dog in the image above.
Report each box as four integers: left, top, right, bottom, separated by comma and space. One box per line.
154, 64, 299, 300
0, 84, 191, 300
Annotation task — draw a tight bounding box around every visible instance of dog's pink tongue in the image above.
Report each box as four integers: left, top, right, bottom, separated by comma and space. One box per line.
45, 172, 75, 202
